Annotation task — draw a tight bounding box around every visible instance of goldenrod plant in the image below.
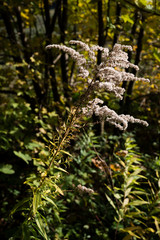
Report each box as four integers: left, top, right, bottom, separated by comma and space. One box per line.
10, 41, 150, 239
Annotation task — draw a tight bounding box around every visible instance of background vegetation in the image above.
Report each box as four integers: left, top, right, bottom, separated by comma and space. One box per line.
0, 0, 159, 239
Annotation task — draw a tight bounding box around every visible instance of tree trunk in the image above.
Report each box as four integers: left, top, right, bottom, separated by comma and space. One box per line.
97, 0, 104, 65
15, 6, 29, 62
58, 0, 70, 102
124, 14, 145, 113
43, 0, 61, 104
119, 11, 138, 110
112, 1, 121, 46
0, 5, 21, 62
104, 0, 111, 42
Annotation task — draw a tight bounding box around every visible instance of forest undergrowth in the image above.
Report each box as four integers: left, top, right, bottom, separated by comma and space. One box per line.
5, 41, 160, 240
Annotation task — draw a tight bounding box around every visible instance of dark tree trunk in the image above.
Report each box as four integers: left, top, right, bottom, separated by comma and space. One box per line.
97, 0, 104, 65
93, 0, 106, 136
43, 0, 61, 104
124, 14, 145, 113
58, 0, 70, 102
112, 1, 121, 46
0, 6, 21, 62
104, 0, 111, 42
119, 11, 138, 110
43, 0, 51, 41
44, 0, 61, 43
15, 6, 29, 62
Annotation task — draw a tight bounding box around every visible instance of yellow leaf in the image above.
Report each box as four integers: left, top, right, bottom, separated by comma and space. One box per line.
21, 12, 29, 20
39, 128, 46, 134
30, 56, 35, 62
123, 198, 129, 208
54, 184, 64, 195
116, 150, 128, 157
121, 14, 134, 24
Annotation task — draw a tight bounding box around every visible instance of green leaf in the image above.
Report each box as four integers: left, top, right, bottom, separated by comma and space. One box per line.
22, 223, 30, 240
121, 14, 134, 24
122, 226, 143, 240
130, 168, 142, 176
35, 213, 49, 240
10, 198, 30, 216
54, 165, 68, 174
121, 226, 142, 231
105, 193, 120, 217
54, 184, 64, 195
138, 0, 147, 6
123, 234, 133, 240
145, 227, 155, 233
114, 193, 122, 200
124, 230, 141, 238
131, 190, 147, 195
60, 149, 72, 157
126, 177, 136, 187
33, 191, 41, 216
122, 198, 129, 208
54, 210, 61, 223
42, 196, 58, 209
26, 142, 41, 150
14, 151, 32, 164
153, 49, 160, 62
0, 164, 15, 174
124, 187, 132, 197
129, 200, 148, 206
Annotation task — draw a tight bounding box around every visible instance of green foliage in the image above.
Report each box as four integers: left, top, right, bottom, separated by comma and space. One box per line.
0, 164, 15, 174
22, 130, 159, 240
104, 136, 160, 240
51, 130, 111, 239
0, 0, 160, 239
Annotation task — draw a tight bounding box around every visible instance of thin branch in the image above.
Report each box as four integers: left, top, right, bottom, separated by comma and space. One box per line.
0, 90, 16, 94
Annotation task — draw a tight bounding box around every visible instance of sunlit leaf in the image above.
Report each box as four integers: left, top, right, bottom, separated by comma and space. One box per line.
60, 149, 72, 157
33, 191, 41, 216
35, 213, 49, 240
129, 200, 149, 206
123, 198, 129, 208
0, 164, 15, 174
121, 14, 134, 24
10, 198, 30, 216
42, 196, 58, 209
54, 166, 68, 174
14, 151, 32, 164
124, 187, 132, 197
54, 184, 64, 195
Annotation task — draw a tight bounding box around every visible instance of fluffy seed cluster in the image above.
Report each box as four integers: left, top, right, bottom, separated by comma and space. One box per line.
82, 98, 148, 130
77, 184, 94, 195
46, 40, 149, 130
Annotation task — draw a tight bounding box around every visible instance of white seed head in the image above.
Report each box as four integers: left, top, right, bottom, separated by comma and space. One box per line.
46, 41, 149, 130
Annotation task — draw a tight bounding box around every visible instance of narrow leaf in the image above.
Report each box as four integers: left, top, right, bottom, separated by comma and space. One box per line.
123, 234, 133, 240
105, 194, 120, 217
42, 196, 58, 209
54, 165, 68, 173
60, 149, 72, 157
54, 184, 64, 195
35, 213, 49, 240
129, 200, 148, 206
10, 197, 30, 216
125, 187, 132, 197
33, 191, 41, 216
123, 198, 129, 208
